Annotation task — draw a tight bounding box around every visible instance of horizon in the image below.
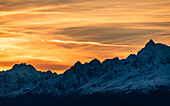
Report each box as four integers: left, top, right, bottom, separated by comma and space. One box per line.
0, 39, 169, 74
0, 0, 170, 74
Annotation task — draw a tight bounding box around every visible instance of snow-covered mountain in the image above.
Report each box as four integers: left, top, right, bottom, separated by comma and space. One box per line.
0, 39, 169, 98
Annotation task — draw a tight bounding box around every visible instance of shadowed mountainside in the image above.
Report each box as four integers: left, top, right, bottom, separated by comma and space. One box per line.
0, 39, 170, 106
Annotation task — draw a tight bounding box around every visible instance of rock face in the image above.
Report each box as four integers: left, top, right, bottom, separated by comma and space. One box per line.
0, 39, 170, 98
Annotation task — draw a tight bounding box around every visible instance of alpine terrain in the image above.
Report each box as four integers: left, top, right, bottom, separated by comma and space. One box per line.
0, 39, 170, 106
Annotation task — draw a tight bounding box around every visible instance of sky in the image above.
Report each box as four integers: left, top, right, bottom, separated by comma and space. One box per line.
0, 0, 170, 74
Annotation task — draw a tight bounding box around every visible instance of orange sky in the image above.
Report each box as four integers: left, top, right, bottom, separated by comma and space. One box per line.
0, 0, 170, 74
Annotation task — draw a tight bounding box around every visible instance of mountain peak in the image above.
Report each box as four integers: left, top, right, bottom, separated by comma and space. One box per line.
149, 39, 155, 43
145, 39, 155, 47
89, 58, 101, 66
137, 39, 170, 64
113, 57, 119, 61
74, 61, 81, 66
11, 63, 37, 72
0, 40, 169, 99
46, 70, 52, 73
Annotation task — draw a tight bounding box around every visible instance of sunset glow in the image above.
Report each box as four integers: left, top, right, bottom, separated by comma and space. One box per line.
0, 0, 170, 74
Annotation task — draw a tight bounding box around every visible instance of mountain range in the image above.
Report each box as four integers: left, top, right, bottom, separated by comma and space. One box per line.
0, 39, 170, 106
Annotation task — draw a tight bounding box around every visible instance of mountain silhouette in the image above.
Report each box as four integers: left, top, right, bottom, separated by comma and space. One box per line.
0, 39, 169, 106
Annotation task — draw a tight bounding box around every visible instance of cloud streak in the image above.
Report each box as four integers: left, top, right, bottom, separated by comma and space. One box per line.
50, 40, 132, 47
0, 0, 170, 73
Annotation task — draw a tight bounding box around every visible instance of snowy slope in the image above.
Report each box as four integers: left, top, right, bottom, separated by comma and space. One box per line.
0, 39, 169, 97
77, 40, 170, 94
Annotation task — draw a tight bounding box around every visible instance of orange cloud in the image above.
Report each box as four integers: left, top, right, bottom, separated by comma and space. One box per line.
50, 40, 132, 47
0, 0, 170, 73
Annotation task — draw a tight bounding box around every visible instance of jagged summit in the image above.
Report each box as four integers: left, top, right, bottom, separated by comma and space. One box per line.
146, 39, 155, 46
141, 39, 156, 50
126, 54, 136, 60
0, 40, 169, 98
74, 61, 82, 66
10, 63, 37, 73
113, 57, 119, 61
137, 39, 170, 58
89, 58, 101, 65
47, 70, 52, 73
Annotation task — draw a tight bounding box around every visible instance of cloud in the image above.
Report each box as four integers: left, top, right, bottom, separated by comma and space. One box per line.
55, 25, 163, 44
0, 0, 170, 73
50, 39, 131, 47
